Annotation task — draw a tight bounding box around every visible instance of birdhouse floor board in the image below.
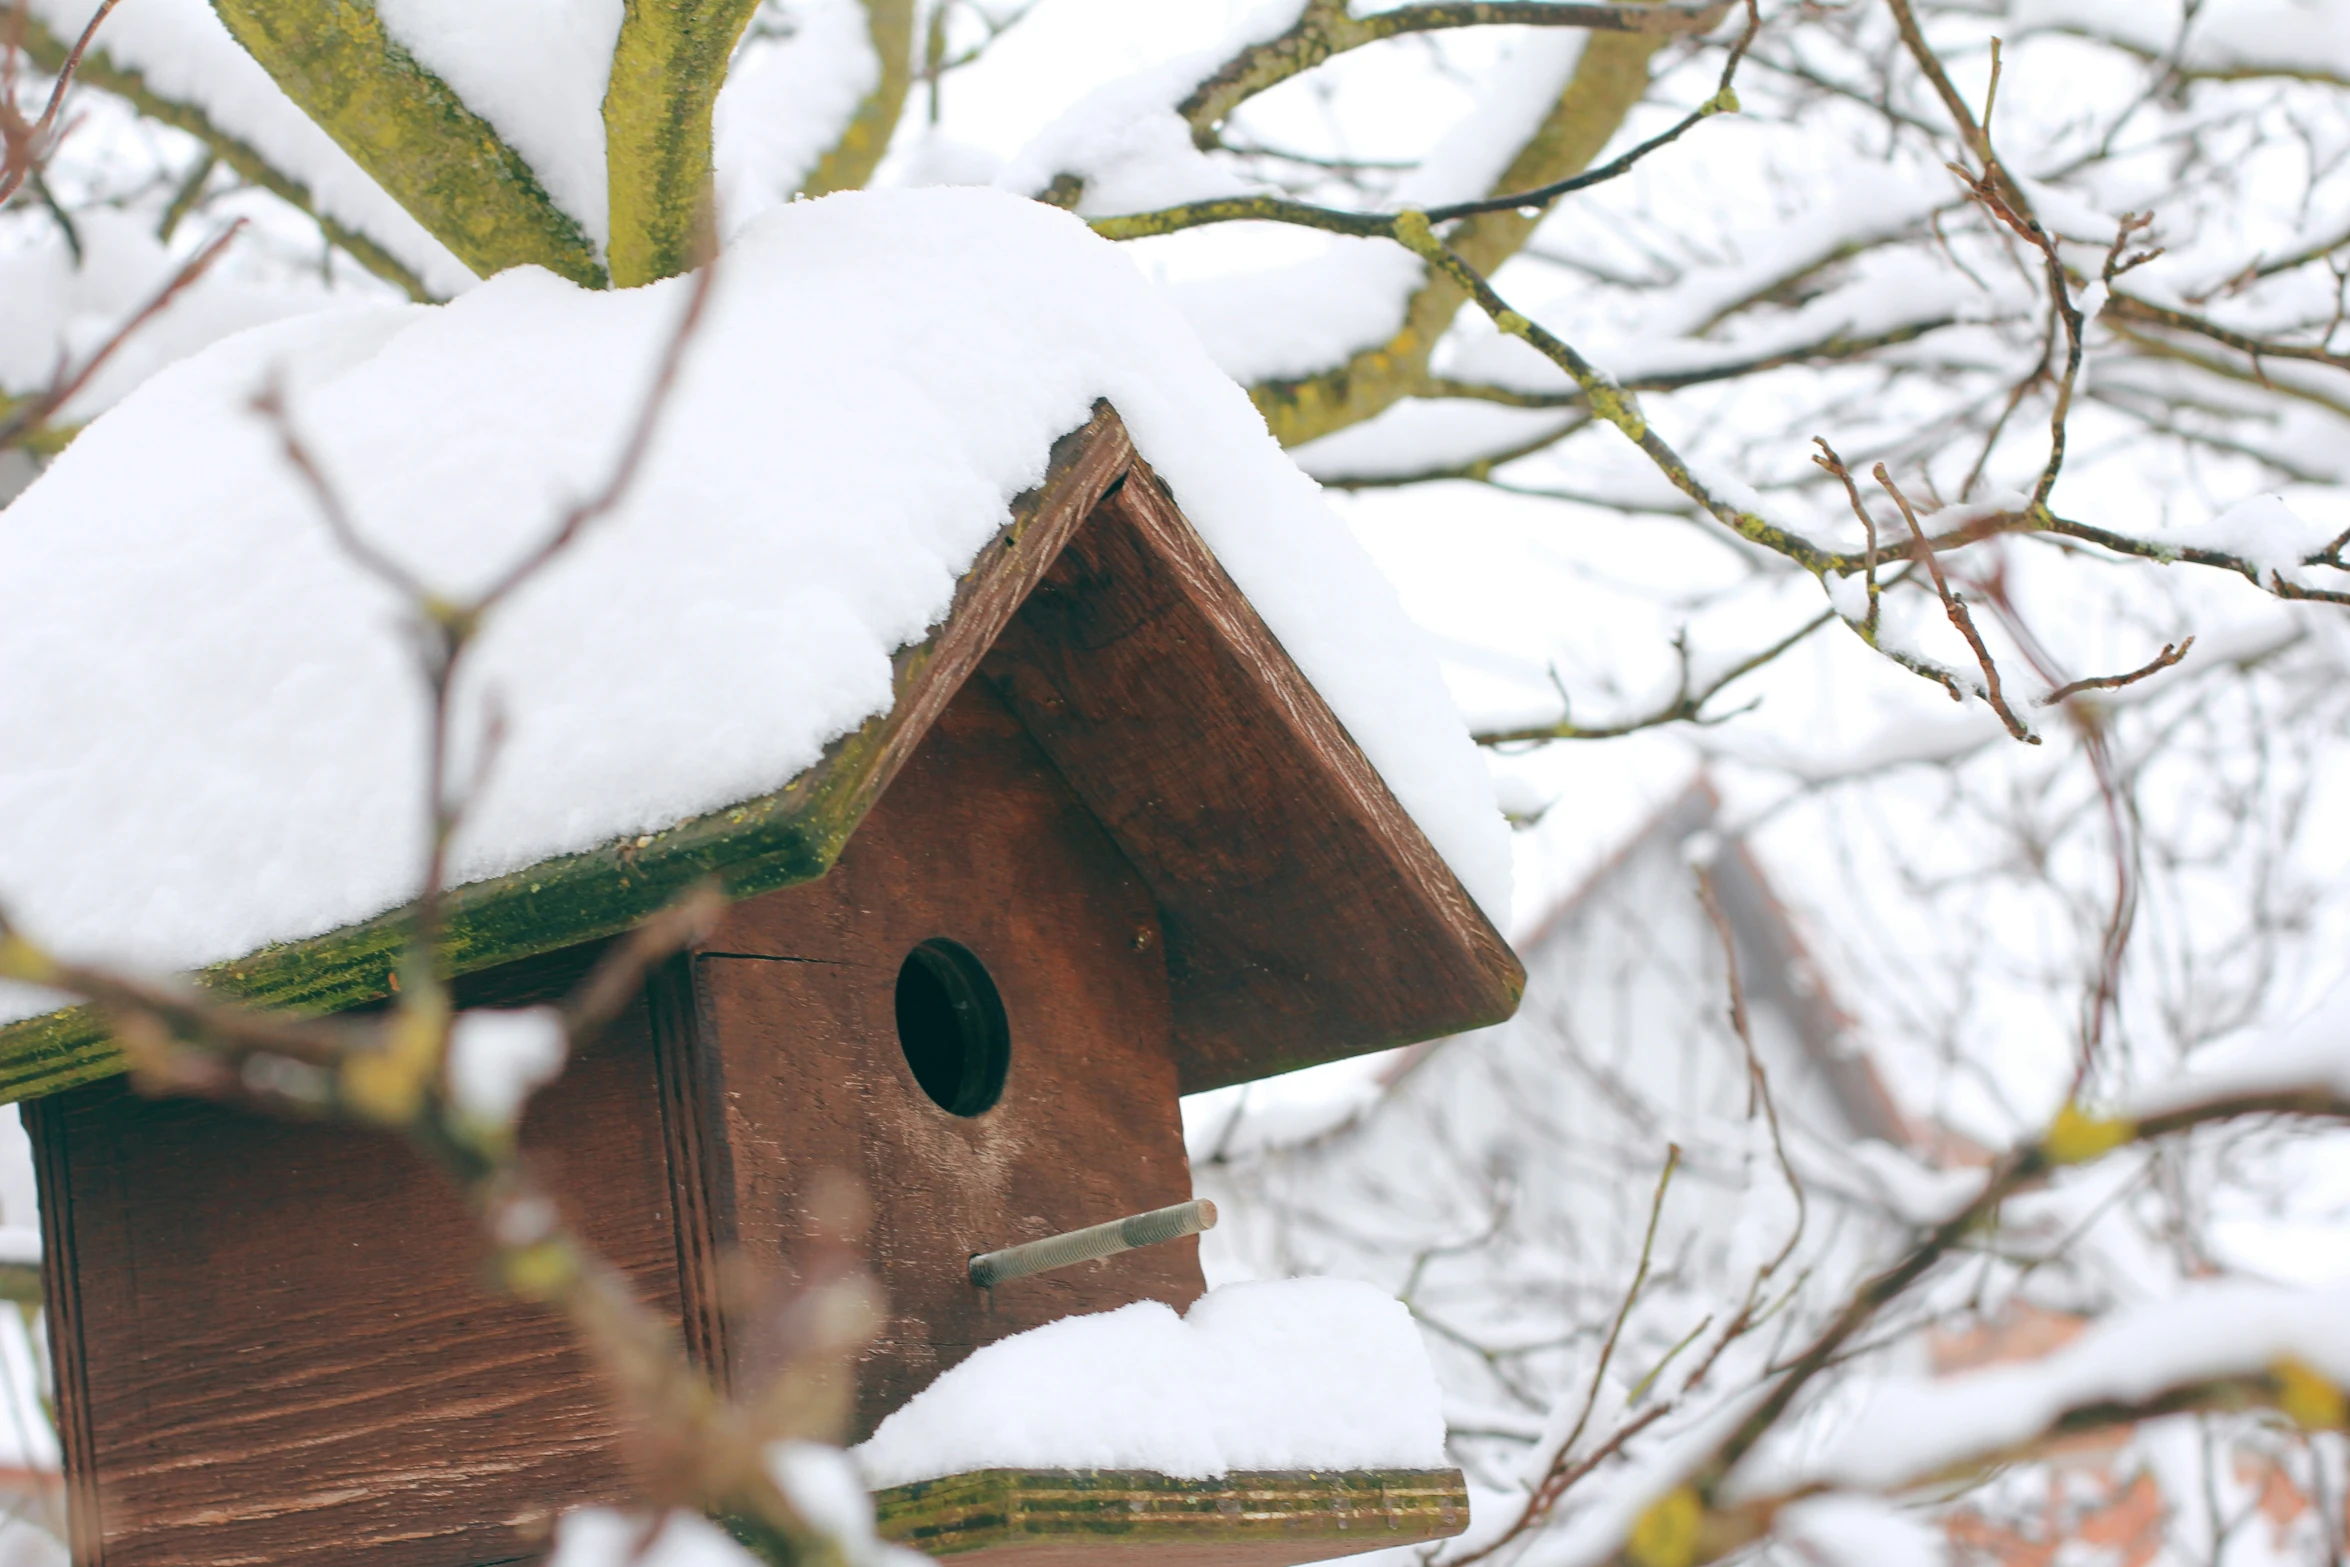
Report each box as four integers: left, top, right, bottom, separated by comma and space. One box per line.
872, 1468, 1470, 1565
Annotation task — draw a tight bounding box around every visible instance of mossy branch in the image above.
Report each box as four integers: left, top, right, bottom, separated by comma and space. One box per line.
209, 0, 604, 286
603, 0, 763, 286
799, 0, 914, 198
1602, 1086, 2350, 1567
1261, 27, 1684, 447
1175, 0, 1729, 146
1093, 1, 1765, 450
16, 14, 434, 300
1389, 210, 1834, 563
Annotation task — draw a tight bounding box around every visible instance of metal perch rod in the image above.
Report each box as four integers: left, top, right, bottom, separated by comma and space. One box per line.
968, 1199, 1217, 1288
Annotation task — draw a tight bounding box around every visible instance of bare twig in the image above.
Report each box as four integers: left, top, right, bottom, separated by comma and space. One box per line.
1447, 1147, 1682, 1567
2038, 637, 2195, 705
1423, 0, 1762, 223
1873, 463, 2039, 743
1474, 613, 1834, 744
0, 0, 123, 207
1811, 439, 1881, 641
0, 219, 244, 455
1693, 861, 1807, 1281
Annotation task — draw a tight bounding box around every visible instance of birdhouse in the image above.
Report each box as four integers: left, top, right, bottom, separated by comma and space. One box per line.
0, 195, 1521, 1567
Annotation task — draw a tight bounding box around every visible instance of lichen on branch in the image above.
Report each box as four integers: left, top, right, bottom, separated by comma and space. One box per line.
1249, 25, 1681, 447
799, 0, 915, 199
1175, 0, 1727, 149
209, 0, 605, 286
603, 0, 764, 287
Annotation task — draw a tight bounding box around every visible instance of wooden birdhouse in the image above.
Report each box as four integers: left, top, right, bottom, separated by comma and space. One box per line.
0, 200, 1522, 1567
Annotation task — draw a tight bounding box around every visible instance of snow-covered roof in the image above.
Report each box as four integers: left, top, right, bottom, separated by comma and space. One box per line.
0, 188, 1514, 1090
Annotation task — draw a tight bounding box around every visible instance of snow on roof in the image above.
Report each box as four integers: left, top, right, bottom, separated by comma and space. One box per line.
852, 1278, 1447, 1487
0, 187, 1509, 1021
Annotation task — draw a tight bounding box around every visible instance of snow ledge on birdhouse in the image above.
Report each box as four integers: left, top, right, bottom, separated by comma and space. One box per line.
0, 187, 1510, 1023
850, 1278, 1446, 1488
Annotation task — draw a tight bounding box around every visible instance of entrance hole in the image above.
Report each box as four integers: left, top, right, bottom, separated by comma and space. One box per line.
894, 938, 1009, 1116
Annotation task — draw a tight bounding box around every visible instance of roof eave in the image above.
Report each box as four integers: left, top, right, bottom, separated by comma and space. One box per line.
0, 406, 1135, 1105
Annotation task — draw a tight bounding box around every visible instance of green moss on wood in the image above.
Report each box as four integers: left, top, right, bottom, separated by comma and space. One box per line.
0, 660, 919, 1104
875, 1468, 1469, 1558
602, 0, 763, 286
209, 0, 605, 286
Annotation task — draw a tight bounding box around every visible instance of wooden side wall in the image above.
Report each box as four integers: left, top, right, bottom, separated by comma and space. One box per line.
28, 954, 698, 1567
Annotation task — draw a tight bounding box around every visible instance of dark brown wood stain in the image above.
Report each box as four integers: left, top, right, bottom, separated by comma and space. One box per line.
983, 465, 1523, 1091
694, 678, 1201, 1441
30, 990, 685, 1567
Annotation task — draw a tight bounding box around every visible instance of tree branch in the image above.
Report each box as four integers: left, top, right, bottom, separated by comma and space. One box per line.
12, 12, 434, 299
1175, 0, 1729, 145
0, 0, 122, 207
603, 0, 763, 286
209, 0, 603, 286
800, 0, 914, 198
1473, 612, 1834, 744
0, 219, 243, 455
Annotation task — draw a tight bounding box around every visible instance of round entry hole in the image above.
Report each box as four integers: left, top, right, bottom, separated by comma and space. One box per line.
895, 938, 1009, 1116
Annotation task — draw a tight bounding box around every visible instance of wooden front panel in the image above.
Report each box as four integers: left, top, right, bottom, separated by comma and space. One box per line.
981, 469, 1523, 1093
694, 678, 1200, 1441
30, 977, 692, 1567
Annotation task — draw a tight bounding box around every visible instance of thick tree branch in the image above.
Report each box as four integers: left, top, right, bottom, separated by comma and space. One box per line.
800, 0, 914, 198
603, 0, 763, 286
210, 0, 603, 286
1260, 30, 1708, 447
1176, 0, 1728, 145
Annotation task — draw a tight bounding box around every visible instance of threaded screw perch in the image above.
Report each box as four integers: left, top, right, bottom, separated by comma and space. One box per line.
968, 1199, 1217, 1288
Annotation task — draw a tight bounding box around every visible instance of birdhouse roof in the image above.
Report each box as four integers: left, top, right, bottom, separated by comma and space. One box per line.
0, 188, 1519, 1101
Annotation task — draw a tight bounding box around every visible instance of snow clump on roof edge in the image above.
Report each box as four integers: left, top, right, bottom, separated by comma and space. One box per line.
0, 187, 1510, 1019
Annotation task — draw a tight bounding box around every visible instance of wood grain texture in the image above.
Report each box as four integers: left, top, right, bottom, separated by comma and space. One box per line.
0, 406, 1136, 1107
981, 466, 1525, 1092
31, 968, 692, 1567
875, 1468, 1469, 1566
26, 1092, 99, 1561
693, 679, 1201, 1440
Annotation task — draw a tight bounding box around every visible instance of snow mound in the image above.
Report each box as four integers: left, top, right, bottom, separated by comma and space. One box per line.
853, 1278, 1448, 1487
0, 187, 1508, 1020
